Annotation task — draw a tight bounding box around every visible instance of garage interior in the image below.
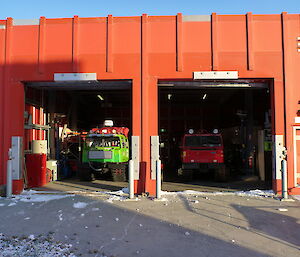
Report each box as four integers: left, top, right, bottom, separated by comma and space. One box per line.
22, 78, 273, 192
23, 80, 132, 189
158, 80, 273, 191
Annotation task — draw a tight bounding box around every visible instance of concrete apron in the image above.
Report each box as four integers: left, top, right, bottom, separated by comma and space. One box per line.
0, 186, 299, 257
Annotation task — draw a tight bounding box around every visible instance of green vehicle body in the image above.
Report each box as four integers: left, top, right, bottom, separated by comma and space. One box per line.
79, 132, 129, 182
82, 134, 129, 164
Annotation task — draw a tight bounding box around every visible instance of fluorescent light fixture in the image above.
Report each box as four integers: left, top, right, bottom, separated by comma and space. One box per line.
158, 83, 175, 87
202, 94, 207, 100
97, 94, 104, 101
204, 84, 250, 88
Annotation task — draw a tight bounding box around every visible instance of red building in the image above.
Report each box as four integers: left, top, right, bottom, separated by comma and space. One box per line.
0, 13, 299, 196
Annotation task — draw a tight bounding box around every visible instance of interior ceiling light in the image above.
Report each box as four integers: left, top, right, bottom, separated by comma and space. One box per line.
97, 94, 104, 101
205, 83, 250, 87
168, 94, 172, 100
159, 83, 174, 87
202, 93, 207, 100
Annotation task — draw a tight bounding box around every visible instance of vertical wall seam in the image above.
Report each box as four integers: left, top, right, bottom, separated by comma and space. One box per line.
176, 13, 183, 72
38, 16, 45, 74
246, 12, 254, 71
72, 15, 79, 73
211, 13, 218, 71
106, 15, 113, 73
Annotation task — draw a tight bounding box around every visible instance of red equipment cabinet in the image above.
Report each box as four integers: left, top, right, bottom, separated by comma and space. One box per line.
25, 154, 47, 188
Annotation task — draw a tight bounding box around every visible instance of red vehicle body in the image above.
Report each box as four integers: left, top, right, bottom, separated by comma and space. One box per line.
180, 132, 226, 180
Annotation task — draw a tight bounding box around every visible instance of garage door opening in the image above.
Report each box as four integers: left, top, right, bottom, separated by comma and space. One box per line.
158, 80, 273, 192
23, 80, 132, 190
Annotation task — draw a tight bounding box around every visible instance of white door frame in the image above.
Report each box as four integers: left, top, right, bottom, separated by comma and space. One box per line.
292, 126, 300, 187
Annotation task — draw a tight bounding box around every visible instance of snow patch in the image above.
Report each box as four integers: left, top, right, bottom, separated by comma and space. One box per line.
161, 189, 274, 198
8, 190, 74, 203
106, 195, 128, 203
277, 208, 288, 212
28, 235, 35, 240
73, 202, 88, 209
19, 194, 72, 202
292, 195, 300, 201
234, 189, 274, 198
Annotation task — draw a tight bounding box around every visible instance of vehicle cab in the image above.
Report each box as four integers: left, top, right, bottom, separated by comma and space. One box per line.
180, 129, 226, 180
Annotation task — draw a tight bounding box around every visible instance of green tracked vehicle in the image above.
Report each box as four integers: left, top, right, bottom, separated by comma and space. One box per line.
79, 123, 129, 182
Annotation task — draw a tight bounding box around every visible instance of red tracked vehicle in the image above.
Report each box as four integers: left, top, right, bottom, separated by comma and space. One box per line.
179, 129, 227, 181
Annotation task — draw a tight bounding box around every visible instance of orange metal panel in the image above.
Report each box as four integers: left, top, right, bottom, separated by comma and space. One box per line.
182, 19, 211, 72
44, 18, 73, 74
75, 17, 106, 75
148, 16, 176, 76
217, 15, 247, 71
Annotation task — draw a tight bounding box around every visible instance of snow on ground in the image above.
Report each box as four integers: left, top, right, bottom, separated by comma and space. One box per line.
68, 187, 139, 203
12, 190, 74, 203
0, 188, 276, 207
79, 187, 275, 201
161, 189, 275, 198
0, 233, 76, 257
0, 190, 74, 206
292, 195, 300, 201
73, 202, 88, 208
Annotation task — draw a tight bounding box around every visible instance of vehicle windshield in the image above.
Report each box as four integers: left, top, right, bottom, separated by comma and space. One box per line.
87, 136, 121, 148
184, 135, 221, 147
